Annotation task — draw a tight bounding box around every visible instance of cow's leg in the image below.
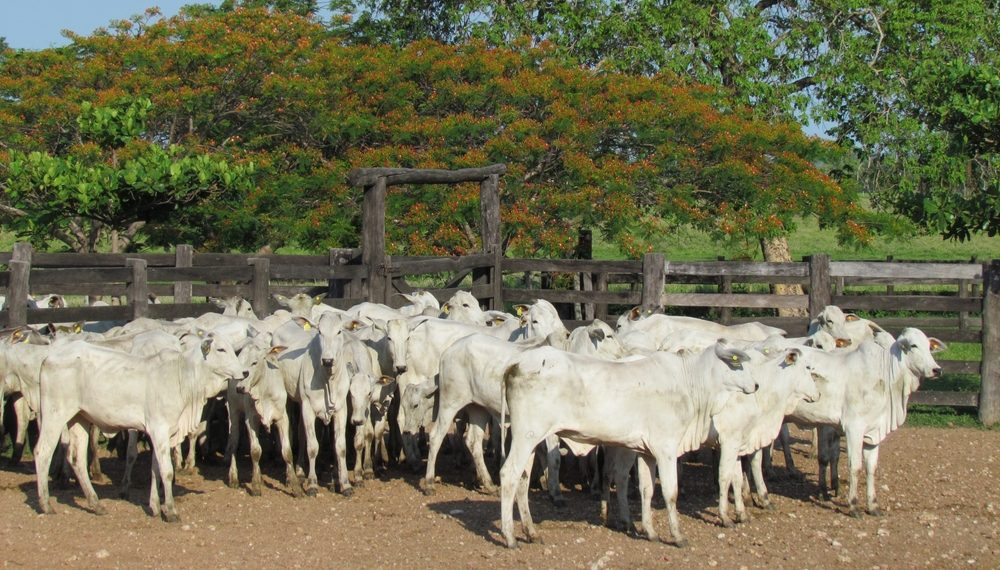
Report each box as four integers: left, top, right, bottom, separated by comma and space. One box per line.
246, 414, 264, 497
87, 424, 107, 484
817, 426, 836, 500
777, 423, 803, 479
516, 448, 538, 543
717, 443, 738, 528
863, 442, 881, 516
653, 451, 686, 547
225, 400, 242, 489
420, 400, 463, 495
33, 409, 70, 515
148, 445, 162, 518
301, 407, 320, 496
149, 429, 180, 522
499, 437, 543, 549
275, 414, 303, 497
331, 407, 353, 496
829, 430, 842, 496
464, 408, 496, 494
67, 421, 105, 515
543, 434, 565, 506
749, 449, 773, 510
171, 444, 183, 474
119, 430, 139, 499
844, 426, 864, 518
731, 453, 750, 524
10, 396, 30, 467
608, 448, 635, 533
352, 423, 367, 486
361, 423, 377, 480
635, 454, 658, 542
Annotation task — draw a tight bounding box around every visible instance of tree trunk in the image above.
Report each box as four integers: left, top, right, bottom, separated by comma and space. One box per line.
760, 235, 808, 317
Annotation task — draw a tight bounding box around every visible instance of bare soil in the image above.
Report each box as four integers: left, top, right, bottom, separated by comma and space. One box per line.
0, 425, 998, 569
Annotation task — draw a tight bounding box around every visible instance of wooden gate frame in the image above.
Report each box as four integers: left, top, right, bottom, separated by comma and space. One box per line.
346, 164, 506, 309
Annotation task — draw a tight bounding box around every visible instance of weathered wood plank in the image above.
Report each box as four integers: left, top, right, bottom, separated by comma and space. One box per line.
29, 267, 133, 285
833, 294, 982, 313
909, 391, 979, 407
347, 164, 507, 187
940, 360, 982, 375
174, 244, 193, 304
504, 288, 639, 305
25, 305, 131, 324
832, 261, 982, 281
391, 254, 494, 275
662, 292, 808, 309
268, 265, 367, 281
503, 258, 643, 274
665, 261, 808, 278
147, 266, 255, 282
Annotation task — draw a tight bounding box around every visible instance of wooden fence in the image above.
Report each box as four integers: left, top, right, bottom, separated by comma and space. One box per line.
0, 243, 996, 426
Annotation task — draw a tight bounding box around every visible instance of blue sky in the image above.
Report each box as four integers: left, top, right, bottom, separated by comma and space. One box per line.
2, 1, 211, 50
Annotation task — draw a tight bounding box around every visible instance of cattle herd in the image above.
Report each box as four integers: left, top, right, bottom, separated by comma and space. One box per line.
0, 291, 946, 549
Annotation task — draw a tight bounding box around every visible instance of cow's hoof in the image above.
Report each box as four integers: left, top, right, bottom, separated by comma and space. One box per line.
305, 487, 318, 497
868, 507, 884, 517
764, 502, 777, 512
736, 512, 751, 524
162, 512, 181, 523
341, 487, 354, 498
290, 486, 305, 499
92, 503, 107, 516
673, 538, 689, 548
248, 486, 261, 497
551, 496, 567, 508
420, 484, 436, 496
480, 486, 499, 497
525, 531, 542, 544
720, 519, 734, 529
226, 479, 239, 490
363, 471, 375, 481
91, 474, 109, 485
849, 509, 863, 519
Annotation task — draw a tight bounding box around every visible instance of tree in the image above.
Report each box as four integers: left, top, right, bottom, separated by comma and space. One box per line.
339, 1, 999, 244
0, 97, 254, 253
0, 7, 878, 261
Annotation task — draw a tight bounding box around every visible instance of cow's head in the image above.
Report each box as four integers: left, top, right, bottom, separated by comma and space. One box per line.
385, 318, 411, 374
400, 380, 437, 435
895, 328, 946, 382
200, 334, 247, 395
713, 340, 759, 394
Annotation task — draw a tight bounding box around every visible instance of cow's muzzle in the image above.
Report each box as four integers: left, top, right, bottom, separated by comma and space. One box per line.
322, 358, 334, 368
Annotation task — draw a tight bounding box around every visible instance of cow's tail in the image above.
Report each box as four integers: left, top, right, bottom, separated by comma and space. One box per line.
500, 363, 520, 462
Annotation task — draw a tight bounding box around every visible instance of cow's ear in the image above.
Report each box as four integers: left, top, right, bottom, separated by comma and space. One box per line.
267, 345, 287, 360
272, 294, 289, 307
897, 337, 913, 353
835, 338, 852, 348
209, 297, 225, 308
377, 375, 395, 386
784, 348, 801, 366
346, 319, 365, 331
441, 303, 451, 315
73, 321, 84, 334
845, 313, 861, 322
201, 339, 213, 357
629, 306, 642, 320
514, 304, 530, 317
588, 328, 606, 342
293, 316, 314, 331
928, 338, 948, 353
313, 293, 326, 305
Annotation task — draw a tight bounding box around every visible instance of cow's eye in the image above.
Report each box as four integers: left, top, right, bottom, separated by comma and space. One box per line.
462, 303, 470, 308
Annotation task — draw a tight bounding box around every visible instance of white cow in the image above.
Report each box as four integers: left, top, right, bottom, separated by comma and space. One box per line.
616, 309, 786, 344
33, 335, 245, 521
270, 313, 378, 496
786, 328, 945, 517
225, 339, 303, 497
498, 341, 760, 548
211, 296, 257, 318
347, 372, 396, 483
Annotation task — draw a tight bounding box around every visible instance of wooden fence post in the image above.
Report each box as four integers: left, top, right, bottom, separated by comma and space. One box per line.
808, 253, 832, 320
641, 252, 665, 311
174, 244, 193, 304
718, 255, 732, 325
594, 272, 609, 323
7, 242, 33, 327
979, 260, 1000, 426
362, 177, 388, 304
248, 257, 271, 318
7, 260, 30, 328
126, 258, 149, 320
479, 173, 503, 310
577, 229, 593, 321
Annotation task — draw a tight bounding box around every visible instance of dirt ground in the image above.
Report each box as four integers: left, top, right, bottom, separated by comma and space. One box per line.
0, 425, 997, 569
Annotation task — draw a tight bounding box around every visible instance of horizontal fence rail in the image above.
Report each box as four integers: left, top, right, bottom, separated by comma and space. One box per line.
0, 244, 995, 425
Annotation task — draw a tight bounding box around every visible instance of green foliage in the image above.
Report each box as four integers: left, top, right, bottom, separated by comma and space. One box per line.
0, 8, 877, 257
0, 96, 254, 252
339, 1, 1000, 243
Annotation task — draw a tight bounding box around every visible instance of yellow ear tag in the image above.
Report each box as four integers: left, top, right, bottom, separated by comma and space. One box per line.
442, 304, 450, 314
74, 324, 82, 333
303, 322, 311, 331
732, 355, 739, 362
